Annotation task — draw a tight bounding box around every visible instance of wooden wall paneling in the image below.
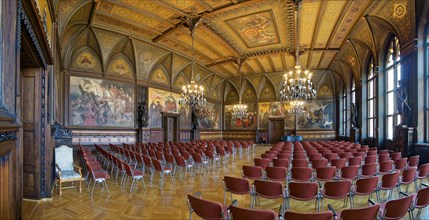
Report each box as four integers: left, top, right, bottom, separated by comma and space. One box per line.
0, 141, 15, 220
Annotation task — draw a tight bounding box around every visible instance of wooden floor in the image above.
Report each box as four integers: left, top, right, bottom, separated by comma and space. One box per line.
23, 145, 428, 219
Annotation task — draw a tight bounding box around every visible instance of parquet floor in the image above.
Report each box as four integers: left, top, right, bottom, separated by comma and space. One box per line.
23, 145, 429, 219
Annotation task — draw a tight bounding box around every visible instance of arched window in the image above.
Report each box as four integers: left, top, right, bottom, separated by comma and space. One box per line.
385, 37, 401, 139
342, 88, 347, 135
367, 58, 376, 137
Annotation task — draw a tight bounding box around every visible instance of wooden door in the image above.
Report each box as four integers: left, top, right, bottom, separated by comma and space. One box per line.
268, 118, 285, 143
22, 68, 41, 199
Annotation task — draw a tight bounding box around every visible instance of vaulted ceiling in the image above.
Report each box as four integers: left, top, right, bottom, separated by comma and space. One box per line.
58, 0, 415, 99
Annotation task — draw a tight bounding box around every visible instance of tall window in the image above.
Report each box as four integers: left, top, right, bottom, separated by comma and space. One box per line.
351, 78, 356, 105
385, 37, 401, 139
342, 89, 347, 135
367, 59, 376, 137
425, 26, 429, 141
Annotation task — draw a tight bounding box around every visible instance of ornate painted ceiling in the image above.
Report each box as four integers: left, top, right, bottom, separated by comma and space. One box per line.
58, 0, 415, 100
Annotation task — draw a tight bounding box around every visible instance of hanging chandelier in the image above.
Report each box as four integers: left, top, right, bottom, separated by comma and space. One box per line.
179, 17, 206, 108
233, 58, 247, 117
279, 0, 316, 114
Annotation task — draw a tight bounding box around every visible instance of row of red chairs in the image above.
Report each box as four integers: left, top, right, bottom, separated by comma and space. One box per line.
79, 144, 110, 197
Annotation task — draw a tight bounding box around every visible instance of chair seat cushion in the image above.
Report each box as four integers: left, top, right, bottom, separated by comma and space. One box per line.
57, 170, 81, 180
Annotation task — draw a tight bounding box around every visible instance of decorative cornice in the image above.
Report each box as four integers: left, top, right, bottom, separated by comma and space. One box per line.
21, 6, 48, 68
53, 121, 73, 138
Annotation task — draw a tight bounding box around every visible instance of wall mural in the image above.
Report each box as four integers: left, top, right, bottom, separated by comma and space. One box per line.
197, 102, 221, 130
259, 100, 335, 130
224, 104, 257, 130
148, 88, 190, 129
69, 76, 135, 127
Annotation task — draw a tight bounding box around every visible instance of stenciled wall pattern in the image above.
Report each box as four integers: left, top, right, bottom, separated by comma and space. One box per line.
69, 76, 135, 127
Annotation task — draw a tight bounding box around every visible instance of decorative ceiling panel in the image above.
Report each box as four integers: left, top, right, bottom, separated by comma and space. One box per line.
314, 0, 347, 48
259, 56, 273, 73
299, 0, 322, 48
319, 51, 337, 69
271, 54, 284, 72
203, 0, 290, 56
247, 58, 263, 74
308, 51, 323, 69
328, 0, 372, 48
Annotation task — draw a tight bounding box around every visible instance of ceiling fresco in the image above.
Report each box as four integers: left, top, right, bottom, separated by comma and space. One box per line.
59, 0, 415, 100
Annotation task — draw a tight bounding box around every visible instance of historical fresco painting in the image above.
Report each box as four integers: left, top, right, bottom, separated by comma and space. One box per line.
258, 100, 335, 130
69, 76, 134, 127
197, 102, 221, 130
224, 104, 257, 130
148, 88, 190, 129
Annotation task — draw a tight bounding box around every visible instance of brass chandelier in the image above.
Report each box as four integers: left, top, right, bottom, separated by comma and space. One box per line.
233, 58, 247, 117
280, 0, 316, 114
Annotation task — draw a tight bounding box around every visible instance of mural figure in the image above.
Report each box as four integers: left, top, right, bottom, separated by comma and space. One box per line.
163, 93, 177, 112
224, 104, 257, 129
69, 77, 134, 127
395, 80, 411, 125
148, 88, 185, 128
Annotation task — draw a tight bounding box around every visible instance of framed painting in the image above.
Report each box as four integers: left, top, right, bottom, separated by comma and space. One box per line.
69, 76, 135, 127
224, 103, 257, 130
197, 102, 221, 130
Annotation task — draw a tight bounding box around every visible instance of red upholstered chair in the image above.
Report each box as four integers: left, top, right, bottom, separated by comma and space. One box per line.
379, 160, 394, 175
339, 165, 360, 181
293, 153, 307, 160
378, 154, 390, 163
261, 153, 276, 162
390, 152, 402, 161
320, 180, 352, 210
273, 158, 289, 169
254, 158, 270, 170
292, 159, 309, 168
408, 155, 420, 168
123, 162, 146, 193
283, 211, 332, 220
411, 185, 429, 219
360, 163, 379, 178
328, 203, 380, 220
348, 156, 363, 166
187, 192, 228, 220
397, 167, 417, 194
152, 158, 174, 187
286, 181, 320, 211
377, 171, 400, 202
315, 167, 337, 183
379, 192, 414, 220
222, 176, 252, 207
253, 180, 286, 210
173, 155, 194, 179
311, 159, 329, 169
266, 167, 288, 184
330, 158, 346, 171
229, 204, 279, 220
242, 165, 264, 180
277, 153, 290, 159
416, 163, 429, 189
365, 155, 377, 164
291, 167, 313, 182
86, 162, 110, 197
351, 176, 378, 207
394, 158, 408, 171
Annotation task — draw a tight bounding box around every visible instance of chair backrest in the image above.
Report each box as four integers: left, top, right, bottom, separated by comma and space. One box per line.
355, 176, 378, 194
223, 176, 250, 194
292, 159, 309, 168
401, 167, 417, 183
266, 167, 287, 182
348, 156, 362, 166
254, 180, 283, 198
365, 156, 377, 164
291, 167, 313, 182
254, 158, 270, 169
55, 145, 74, 171
340, 204, 380, 220
316, 167, 336, 181
383, 193, 414, 219
187, 194, 226, 220
381, 171, 400, 188
324, 180, 351, 198
330, 158, 346, 170
394, 158, 407, 170
340, 165, 360, 180
379, 160, 394, 173
273, 158, 289, 168
242, 166, 263, 180
361, 163, 378, 177
416, 187, 429, 208
311, 159, 329, 169
284, 211, 332, 220
390, 152, 402, 161
288, 182, 319, 200
408, 155, 420, 167
418, 163, 429, 178
229, 205, 277, 220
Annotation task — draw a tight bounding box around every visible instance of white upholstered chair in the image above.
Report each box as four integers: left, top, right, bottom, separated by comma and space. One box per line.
55, 145, 83, 195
